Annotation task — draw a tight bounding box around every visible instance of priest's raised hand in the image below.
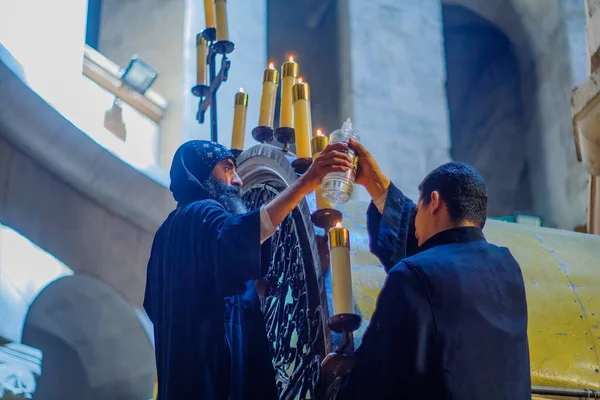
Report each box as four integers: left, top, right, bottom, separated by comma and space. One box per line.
143, 140, 352, 400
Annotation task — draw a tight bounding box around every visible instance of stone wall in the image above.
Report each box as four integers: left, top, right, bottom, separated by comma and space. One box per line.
98, 0, 185, 170
443, 0, 588, 229
343, 0, 451, 202
267, 0, 341, 136
443, 5, 532, 217
585, 0, 600, 69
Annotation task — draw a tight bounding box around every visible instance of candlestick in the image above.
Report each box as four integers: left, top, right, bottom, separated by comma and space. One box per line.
329, 222, 353, 315
214, 0, 229, 41
204, 0, 215, 29
196, 35, 208, 86
312, 130, 333, 210
292, 78, 312, 159
258, 63, 279, 128
279, 56, 298, 128
231, 87, 248, 151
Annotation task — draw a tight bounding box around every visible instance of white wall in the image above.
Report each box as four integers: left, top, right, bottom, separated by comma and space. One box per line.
0, 0, 88, 112
0, 0, 161, 172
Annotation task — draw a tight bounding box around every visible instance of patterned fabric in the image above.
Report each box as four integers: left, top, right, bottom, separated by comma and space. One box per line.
169, 140, 236, 206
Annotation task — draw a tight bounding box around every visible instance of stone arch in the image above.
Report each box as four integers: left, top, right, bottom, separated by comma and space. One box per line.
443, 4, 532, 216
442, 0, 587, 228
22, 274, 155, 400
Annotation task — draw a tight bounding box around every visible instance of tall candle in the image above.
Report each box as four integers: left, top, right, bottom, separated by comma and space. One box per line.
329, 222, 353, 315
203, 0, 215, 29
312, 129, 333, 210
258, 63, 279, 128
292, 78, 312, 158
214, 0, 229, 41
279, 56, 298, 128
196, 35, 208, 86
231, 88, 248, 150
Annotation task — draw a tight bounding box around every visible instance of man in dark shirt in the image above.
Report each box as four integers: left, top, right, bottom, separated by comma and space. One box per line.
323, 140, 531, 399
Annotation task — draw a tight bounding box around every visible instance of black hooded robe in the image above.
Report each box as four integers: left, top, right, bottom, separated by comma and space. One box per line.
336, 183, 531, 399
144, 199, 278, 400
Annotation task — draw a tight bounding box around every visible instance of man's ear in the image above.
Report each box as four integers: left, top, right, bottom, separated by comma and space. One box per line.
429, 191, 441, 215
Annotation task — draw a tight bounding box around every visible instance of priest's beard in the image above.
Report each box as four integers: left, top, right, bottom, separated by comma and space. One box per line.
204, 177, 248, 215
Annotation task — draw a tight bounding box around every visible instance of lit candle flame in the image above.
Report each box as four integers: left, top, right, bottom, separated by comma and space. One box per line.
316, 129, 323, 136
298, 77, 303, 84
289, 55, 294, 62
239, 87, 244, 92
268, 62, 274, 69
335, 222, 342, 228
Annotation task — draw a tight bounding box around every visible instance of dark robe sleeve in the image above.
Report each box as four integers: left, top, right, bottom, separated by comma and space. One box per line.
190, 200, 266, 295
366, 183, 419, 272
337, 262, 439, 399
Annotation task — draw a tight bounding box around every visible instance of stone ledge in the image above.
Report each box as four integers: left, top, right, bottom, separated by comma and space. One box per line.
0, 60, 175, 234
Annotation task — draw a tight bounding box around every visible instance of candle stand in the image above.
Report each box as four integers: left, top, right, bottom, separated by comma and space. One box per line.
274, 127, 295, 153
251, 126, 275, 144
291, 158, 312, 175
192, 28, 235, 143
311, 208, 343, 230
230, 149, 243, 159
251, 125, 311, 174
328, 313, 361, 355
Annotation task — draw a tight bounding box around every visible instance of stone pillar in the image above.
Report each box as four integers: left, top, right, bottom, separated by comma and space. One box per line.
572, 0, 600, 234
340, 0, 450, 201
182, 0, 267, 152
590, 176, 600, 233
561, 0, 589, 86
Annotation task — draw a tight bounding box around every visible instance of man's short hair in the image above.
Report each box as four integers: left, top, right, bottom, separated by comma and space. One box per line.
418, 162, 488, 228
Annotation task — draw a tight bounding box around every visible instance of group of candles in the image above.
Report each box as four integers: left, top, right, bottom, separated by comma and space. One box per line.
196, 0, 230, 86
226, 57, 315, 161
195, 36, 355, 316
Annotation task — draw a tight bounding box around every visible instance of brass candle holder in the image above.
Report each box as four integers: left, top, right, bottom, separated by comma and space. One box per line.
274, 127, 296, 153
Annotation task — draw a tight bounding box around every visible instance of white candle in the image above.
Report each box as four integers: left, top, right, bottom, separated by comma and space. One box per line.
329, 222, 353, 315
312, 129, 333, 210
292, 77, 312, 158
279, 55, 298, 128
196, 35, 208, 86
214, 0, 229, 41
258, 63, 279, 128
231, 88, 248, 150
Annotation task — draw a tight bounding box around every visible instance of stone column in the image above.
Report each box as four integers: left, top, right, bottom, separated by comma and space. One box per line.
561, 0, 589, 86
339, 0, 451, 201
182, 0, 267, 152
572, 0, 600, 234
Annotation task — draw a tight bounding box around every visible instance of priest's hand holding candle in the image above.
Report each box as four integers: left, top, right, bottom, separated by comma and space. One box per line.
231, 88, 248, 151
258, 63, 279, 128
292, 78, 312, 159
312, 129, 334, 210
329, 222, 354, 315
280, 56, 298, 128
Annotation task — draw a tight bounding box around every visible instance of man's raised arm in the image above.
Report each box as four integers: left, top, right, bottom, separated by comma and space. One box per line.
202, 142, 354, 293
350, 139, 419, 271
